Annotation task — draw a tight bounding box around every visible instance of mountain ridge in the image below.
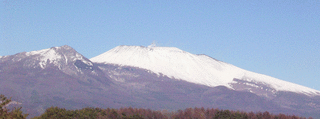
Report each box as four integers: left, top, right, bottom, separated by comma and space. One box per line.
1, 45, 320, 118
2, 45, 319, 96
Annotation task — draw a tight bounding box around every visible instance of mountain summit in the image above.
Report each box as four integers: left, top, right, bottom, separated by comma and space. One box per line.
0, 45, 95, 76
91, 45, 320, 96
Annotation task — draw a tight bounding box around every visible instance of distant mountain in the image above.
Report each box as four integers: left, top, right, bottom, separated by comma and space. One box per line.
1, 45, 320, 118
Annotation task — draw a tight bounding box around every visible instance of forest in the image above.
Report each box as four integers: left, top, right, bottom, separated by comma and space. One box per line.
1, 94, 313, 119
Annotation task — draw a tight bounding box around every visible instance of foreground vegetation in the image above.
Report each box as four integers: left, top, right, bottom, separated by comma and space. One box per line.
0, 94, 28, 118
1, 94, 313, 119
31, 107, 312, 119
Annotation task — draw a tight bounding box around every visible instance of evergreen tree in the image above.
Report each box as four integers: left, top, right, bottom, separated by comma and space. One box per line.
0, 94, 28, 119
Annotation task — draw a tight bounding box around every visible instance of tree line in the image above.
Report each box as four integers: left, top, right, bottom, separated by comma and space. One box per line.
1, 94, 314, 119
32, 107, 313, 119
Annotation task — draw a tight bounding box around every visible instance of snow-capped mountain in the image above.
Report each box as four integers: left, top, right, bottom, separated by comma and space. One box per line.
91, 45, 320, 96
0, 45, 110, 117
24, 45, 91, 68
0, 45, 95, 76
2, 45, 320, 118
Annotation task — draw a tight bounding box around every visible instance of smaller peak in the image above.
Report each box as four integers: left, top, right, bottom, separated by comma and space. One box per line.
50, 45, 73, 50
25, 45, 76, 56
48, 45, 78, 54
60, 45, 73, 49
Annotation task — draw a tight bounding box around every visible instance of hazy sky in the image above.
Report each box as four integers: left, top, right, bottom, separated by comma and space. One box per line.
1, 1, 319, 90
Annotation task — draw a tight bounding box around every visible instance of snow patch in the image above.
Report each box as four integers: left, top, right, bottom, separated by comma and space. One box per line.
80, 58, 93, 66
25, 48, 63, 68
244, 83, 259, 88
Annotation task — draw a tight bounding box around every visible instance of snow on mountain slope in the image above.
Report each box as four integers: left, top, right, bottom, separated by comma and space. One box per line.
25, 47, 65, 68
91, 45, 320, 96
22, 45, 93, 69
0, 45, 94, 77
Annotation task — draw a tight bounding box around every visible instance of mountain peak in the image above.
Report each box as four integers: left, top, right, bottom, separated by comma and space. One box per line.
91, 45, 242, 88
91, 45, 320, 96
47, 45, 73, 51
60, 45, 73, 49
25, 45, 74, 56
13, 45, 90, 69
0, 45, 94, 76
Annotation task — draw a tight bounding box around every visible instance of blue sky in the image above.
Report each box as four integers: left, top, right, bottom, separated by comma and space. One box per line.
1, 1, 320, 90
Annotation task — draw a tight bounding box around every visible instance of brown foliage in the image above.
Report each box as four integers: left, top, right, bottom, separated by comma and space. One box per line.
31, 106, 312, 119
